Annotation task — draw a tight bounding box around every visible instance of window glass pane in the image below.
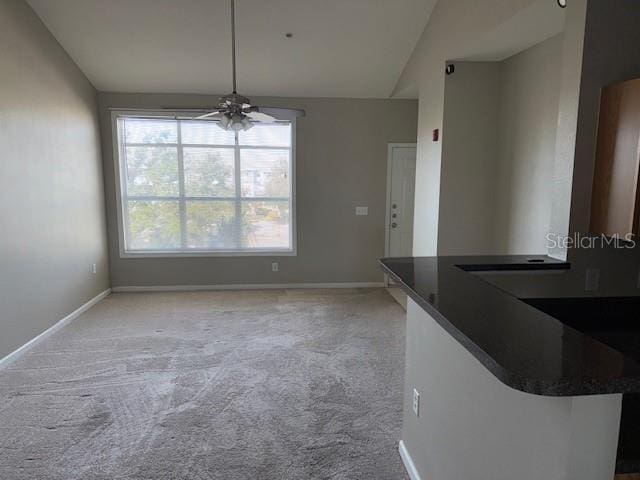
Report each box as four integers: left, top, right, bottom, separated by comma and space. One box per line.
124, 118, 177, 144
186, 201, 237, 249
127, 200, 180, 249
125, 146, 179, 196
240, 149, 290, 197
181, 120, 235, 145
239, 123, 291, 147
118, 116, 294, 253
241, 201, 290, 249
184, 148, 235, 197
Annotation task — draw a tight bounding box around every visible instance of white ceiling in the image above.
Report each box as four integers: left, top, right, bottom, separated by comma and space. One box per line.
27, 0, 435, 99
451, 0, 565, 62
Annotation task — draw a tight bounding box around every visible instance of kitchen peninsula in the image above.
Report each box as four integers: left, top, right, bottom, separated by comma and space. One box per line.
381, 254, 640, 480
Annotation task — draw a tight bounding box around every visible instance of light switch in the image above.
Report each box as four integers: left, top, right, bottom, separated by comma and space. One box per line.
355, 206, 368, 216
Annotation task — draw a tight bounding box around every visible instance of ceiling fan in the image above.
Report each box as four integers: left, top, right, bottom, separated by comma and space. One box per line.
166, 0, 305, 131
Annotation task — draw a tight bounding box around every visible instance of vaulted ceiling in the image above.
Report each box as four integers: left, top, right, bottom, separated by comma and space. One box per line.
27, 0, 435, 98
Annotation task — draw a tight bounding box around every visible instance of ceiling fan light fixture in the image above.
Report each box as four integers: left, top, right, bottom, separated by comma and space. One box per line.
241, 117, 253, 131
219, 114, 231, 129
221, 113, 253, 132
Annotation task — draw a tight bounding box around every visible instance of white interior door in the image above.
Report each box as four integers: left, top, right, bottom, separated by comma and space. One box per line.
386, 145, 416, 259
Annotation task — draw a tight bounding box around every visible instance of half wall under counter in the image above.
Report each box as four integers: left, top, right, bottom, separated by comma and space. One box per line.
381, 255, 640, 480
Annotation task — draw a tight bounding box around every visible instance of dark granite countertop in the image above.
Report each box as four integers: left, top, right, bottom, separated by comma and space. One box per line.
380, 255, 640, 396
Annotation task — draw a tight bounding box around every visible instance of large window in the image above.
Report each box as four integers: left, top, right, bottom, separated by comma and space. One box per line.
114, 114, 294, 256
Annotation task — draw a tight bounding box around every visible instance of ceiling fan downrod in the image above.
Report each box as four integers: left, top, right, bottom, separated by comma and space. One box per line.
230, 0, 237, 95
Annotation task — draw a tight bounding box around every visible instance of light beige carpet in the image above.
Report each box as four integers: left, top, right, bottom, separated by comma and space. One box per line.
0, 288, 408, 480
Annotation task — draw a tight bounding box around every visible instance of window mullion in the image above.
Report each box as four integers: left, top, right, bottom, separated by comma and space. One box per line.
234, 131, 242, 249
177, 120, 187, 249
121, 119, 133, 251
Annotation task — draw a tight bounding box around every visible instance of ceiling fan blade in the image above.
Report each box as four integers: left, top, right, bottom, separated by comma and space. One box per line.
194, 111, 222, 120
252, 106, 306, 120
160, 107, 218, 112
246, 111, 277, 122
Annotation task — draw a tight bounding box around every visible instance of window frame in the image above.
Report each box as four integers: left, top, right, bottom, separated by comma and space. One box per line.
111, 110, 297, 258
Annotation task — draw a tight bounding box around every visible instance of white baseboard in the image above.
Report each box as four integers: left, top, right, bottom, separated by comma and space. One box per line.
0, 288, 111, 370
112, 282, 385, 293
399, 440, 422, 480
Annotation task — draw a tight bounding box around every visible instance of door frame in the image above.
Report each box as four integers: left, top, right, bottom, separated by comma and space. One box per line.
385, 143, 417, 286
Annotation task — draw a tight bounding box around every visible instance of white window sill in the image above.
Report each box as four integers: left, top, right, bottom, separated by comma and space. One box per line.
120, 250, 297, 258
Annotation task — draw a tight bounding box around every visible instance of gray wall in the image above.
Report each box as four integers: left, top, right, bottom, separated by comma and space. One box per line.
494, 34, 563, 254
398, 0, 547, 256
437, 35, 563, 256
0, 0, 109, 358
548, 0, 587, 259
568, 0, 640, 243
98, 93, 418, 287
439, 62, 502, 255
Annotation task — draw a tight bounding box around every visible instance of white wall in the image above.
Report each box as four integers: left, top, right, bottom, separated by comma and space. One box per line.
549, 0, 587, 259
397, 0, 577, 257
439, 62, 502, 255
0, 0, 109, 358
494, 34, 563, 254
406, 0, 640, 260
397, 0, 551, 256
402, 298, 622, 480
437, 35, 563, 256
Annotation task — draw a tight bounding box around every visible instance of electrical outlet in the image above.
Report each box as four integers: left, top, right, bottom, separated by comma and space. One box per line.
91, 263, 97, 274
412, 388, 420, 417
355, 206, 369, 216
272, 262, 279, 272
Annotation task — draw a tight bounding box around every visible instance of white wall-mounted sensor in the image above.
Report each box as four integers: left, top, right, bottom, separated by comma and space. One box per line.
557, 0, 567, 8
